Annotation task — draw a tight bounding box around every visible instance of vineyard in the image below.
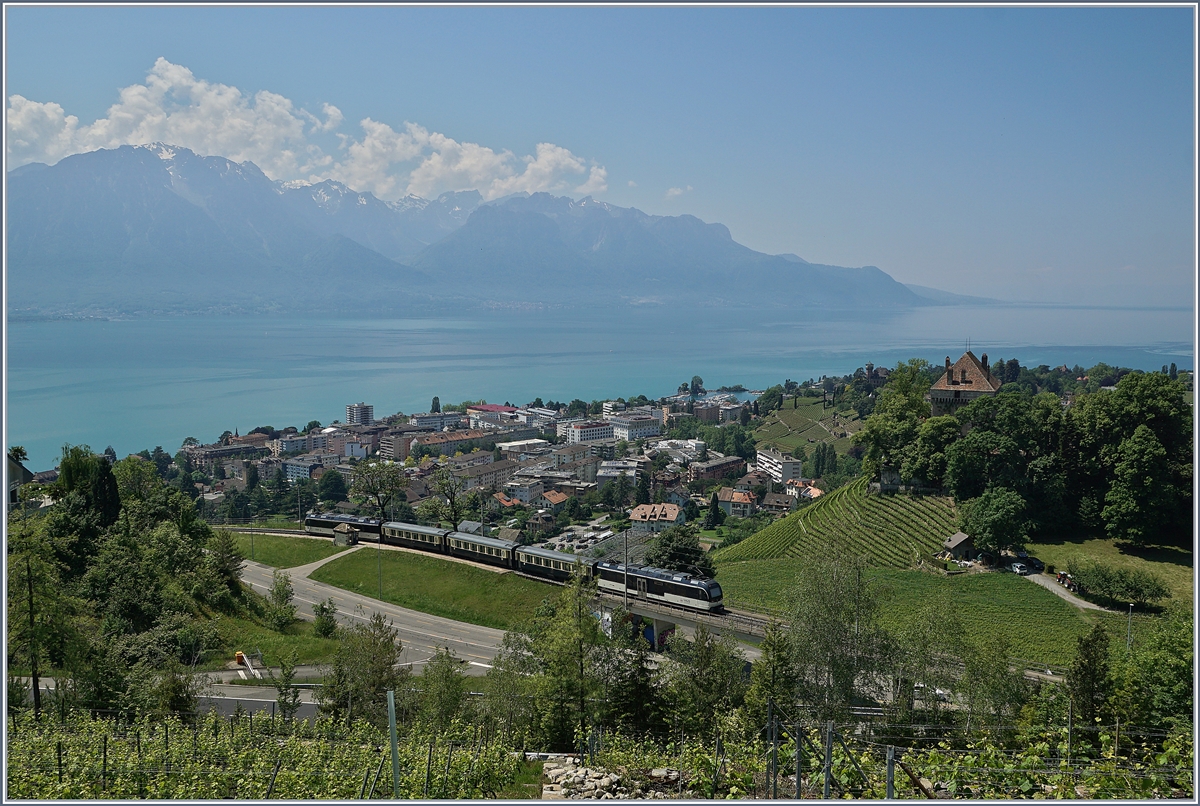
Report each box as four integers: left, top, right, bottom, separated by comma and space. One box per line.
714, 477, 957, 567
753, 399, 863, 455
6, 711, 524, 799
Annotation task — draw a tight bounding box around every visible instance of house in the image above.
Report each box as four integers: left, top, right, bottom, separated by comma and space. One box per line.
755, 447, 804, 484
929, 351, 1002, 417
537, 490, 571, 514
7, 455, 34, 510
760, 493, 797, 516
454, 458, 519, 491
629, 503, 685, 533
687, 454, 746, 482
735, 470, 771, 491
944, 531, 975, 560
457, 520, 484, 535
663, 486, 691, 508
716, 487, 757, 518
492, 492, 521, 509
504, 478, 544, 505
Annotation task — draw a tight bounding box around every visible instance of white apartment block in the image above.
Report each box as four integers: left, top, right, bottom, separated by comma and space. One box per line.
409, 412, 466, 430
504, 478, 545, 505
346, 402, 374, 425
566, 420, 615, 444
601, 401, 626, 417
608, 414, 662, 442
756, 447, 804, 483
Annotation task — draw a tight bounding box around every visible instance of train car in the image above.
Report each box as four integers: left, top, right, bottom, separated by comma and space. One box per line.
514, 545, 594, 582
304, 513, 383, 538
443, 531, 520, 570
380, 522, 451, 553
595, 562, 723, 612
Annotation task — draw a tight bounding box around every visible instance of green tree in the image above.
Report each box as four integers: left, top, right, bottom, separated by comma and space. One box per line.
431, 396, 441, 413
317, 611, 410, 728
267, 570, 296, 632
852, 359, 932, 479
660, 626, 746, 738
273, 650, 303, 724
206, 530, 244, 599
899, 415, 961, 488
304, 420, 322, 433
1066, 622, 1111, 735
419, 647, 468, 731
958, 487, 1029, 558
312, 598, 339, 639
349, 459, 410, 518
596, 608, 665, 735
419, 467, 464, 526
635, 472, 651, 505
743, 621, 798, 728
8, 445, 28, 464
1102, 425, 1173, 544
703, 492, 724, 529
691, 376, 704, 396
945, 429, 1025, 502
642, 524, 715, 577
316, 468, 348, 505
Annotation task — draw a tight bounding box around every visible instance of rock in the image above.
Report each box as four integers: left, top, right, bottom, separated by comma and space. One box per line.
600, 793, 612, 800
920, 777, 934, 793
667, 771, 679, 782
650, 768, 669, 779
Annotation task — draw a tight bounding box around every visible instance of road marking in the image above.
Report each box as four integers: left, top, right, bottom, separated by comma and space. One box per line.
468, 661, 493, 669
237, 670, 247, 680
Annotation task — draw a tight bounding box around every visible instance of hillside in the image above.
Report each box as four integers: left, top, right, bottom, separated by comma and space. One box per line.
753, 397, 865, 455
713, 476, 957, 566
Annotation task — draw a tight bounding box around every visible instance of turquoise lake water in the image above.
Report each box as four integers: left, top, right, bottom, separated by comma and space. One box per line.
5, 304, 1193, 471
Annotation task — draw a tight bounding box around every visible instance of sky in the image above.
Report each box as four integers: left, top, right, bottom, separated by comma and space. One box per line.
4, 5, 1196, 306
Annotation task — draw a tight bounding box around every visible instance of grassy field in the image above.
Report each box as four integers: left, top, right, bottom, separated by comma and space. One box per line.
203, 613, 342, 671
754, 398, 863, 455
247, 515, 304, 530
310, 549, 554, 631
227, 531, 349, 568
715, 556, 1159, 668
713, 477, 957, 568
1026, 535, 1193, 605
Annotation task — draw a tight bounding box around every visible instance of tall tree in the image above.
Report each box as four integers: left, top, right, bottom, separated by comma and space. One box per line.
642, 524, 715, 577
660, 626, 746, 739
1066, 622, 1111, 735
431, 396, 441, 413
317, 611, 409, 728
958, 487, 1029, 558
350, 459, 410, 518
1101, 425, 1173, 544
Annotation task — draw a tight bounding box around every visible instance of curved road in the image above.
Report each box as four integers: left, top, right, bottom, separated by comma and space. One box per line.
239, 550, 505, 672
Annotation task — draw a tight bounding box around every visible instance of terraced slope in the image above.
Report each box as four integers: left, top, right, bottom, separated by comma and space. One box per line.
713, 477, 958, 568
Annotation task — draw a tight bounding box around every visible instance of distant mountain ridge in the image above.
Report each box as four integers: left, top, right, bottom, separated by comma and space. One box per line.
8, 143, 955, 315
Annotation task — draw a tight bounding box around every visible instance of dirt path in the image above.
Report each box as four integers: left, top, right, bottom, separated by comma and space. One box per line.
1024, 571, 1107, 611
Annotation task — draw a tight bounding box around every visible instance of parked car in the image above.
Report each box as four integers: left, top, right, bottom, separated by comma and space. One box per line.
1010, 562, 1029, 575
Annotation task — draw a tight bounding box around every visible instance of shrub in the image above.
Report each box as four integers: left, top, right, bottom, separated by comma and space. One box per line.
1066, 559, 1170, 607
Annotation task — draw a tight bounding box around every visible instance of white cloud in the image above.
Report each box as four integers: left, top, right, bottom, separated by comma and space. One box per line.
6, 59, 607, 202
665, 185, 693, 199
627, 180, 637, 188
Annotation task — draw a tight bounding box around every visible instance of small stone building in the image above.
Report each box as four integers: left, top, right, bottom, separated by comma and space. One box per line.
943, 531, 975, 560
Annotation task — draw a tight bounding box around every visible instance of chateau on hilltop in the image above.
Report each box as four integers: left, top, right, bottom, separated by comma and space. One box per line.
929, 351, 1001, 416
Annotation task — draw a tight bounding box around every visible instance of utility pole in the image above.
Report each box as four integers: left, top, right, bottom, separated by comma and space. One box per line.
885, 745, 895, 799
1126, 603, 1134, 650
623, 529, 629, 608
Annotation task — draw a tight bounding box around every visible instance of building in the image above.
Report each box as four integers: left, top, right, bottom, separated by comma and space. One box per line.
755, 447, 804, 484
929, 351, 1002, 417
716, 487, 757, 518
944, 531, 975, 560
230, 432, 271, 449
537, 490, 571, 514
552, 444, 592, 467
760, 492, 797, 516
7, 455, 33, 510
601, 400, 627, 417
377, 431, 418, 461
496, 439, 552, 461
184, 442, 267, 471
687, 454, 746, 482
268, 433, 309, 456
409, 411, 467, 430
454, 458, 519, 491
597, 460, 640, 488
446, 450, 494, 471
608, 414, 662, 442
566, 420, 615, 444
411, 429, 492, 456
629, 503, 685, 533
504, 478, 544, 505
346, 402, 374, 426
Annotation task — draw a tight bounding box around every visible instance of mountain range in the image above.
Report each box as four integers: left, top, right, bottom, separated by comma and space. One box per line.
7, 144, 970, 316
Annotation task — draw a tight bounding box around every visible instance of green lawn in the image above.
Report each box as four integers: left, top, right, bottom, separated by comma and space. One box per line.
310, 549, 554, 631
202, 613, 342, 671
248, 515, 304, 530
1025, 535, 1193, 605
227, 531, 349, 568
715, 556, 1159, 668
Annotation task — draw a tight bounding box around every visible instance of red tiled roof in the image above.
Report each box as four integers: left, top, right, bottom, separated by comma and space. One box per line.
468, 404, 517, 413
630, 503, 682, 522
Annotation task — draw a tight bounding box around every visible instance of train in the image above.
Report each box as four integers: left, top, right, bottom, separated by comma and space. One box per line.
303, 512, 723, 612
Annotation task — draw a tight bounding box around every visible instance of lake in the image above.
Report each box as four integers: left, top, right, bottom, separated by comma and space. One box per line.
6, 304, 1193, 471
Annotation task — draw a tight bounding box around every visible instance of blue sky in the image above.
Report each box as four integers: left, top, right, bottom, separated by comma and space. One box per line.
4, 5, 1195, 305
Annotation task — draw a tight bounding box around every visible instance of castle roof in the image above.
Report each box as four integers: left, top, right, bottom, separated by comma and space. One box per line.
931, 351, 1001, 393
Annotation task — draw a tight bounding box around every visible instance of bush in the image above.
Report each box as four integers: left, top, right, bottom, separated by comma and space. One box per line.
313, 598, 339, 639
1066, 559, 1170, 607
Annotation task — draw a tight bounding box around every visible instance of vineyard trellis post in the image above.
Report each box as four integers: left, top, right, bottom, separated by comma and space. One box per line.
368, 752, 387, 798
266, 757, 282, 798
822, 722, 833, 798
387, 690, 400, 798
101, 735, 107, 792
886, 745, 895, 799
57, 740, 63, 784
794, 720, 802, 798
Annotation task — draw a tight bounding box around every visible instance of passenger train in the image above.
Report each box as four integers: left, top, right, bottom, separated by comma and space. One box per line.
303, 513, 723, 612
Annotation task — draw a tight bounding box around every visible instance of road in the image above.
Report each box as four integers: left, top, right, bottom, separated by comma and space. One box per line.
239, 552, 504, 673
1023, 570, 1107, 611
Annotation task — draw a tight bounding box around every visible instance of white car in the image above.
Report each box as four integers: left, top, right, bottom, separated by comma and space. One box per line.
1010, 562, 1029, 575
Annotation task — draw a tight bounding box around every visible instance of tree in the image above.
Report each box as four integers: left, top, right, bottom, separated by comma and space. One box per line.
8, 446, 28, 464
788, 554, 888, 721
304, 420, 322, 433
317, 468, 348, 504
958, 487, 1029, 558
690, 376, 704, 396
244, 463, 259, 492
312, 597, 339, 638
431, 396, 441, 413
274, 650, 303, 724
317, 611, 409, 728
596, 608, 665, 735
267, 570, 296, 632
1102, 425, 1173, 544
635, 472, 651, 505
660, 626, 746, 738
743, 621, 798, 728
420, 467, 464, 526
206, 530, 244, 598
642, 524, 714, 577
349, 459, 409, 518
419, 647, 468, 731
945, 429, 1025, 502
181, 436, 200, 447
739, 406, 751, 427
1066, 622, 1111, 734
703, 492, 724, 529
852, 359, 932, 479
899, 415, 961, 488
